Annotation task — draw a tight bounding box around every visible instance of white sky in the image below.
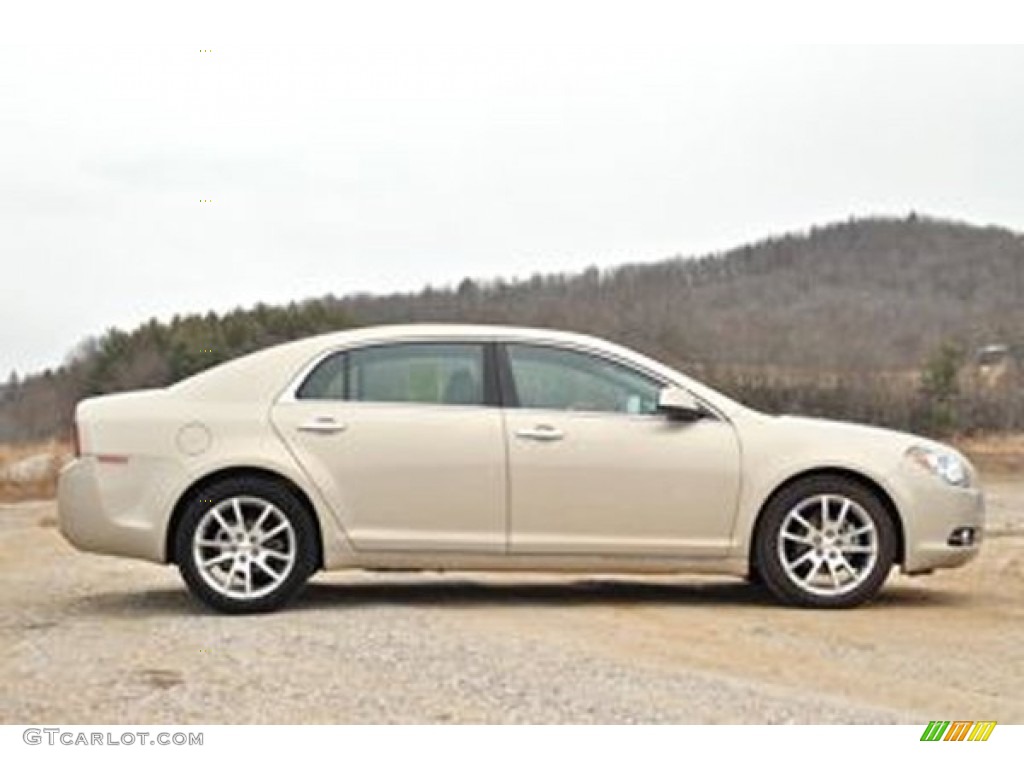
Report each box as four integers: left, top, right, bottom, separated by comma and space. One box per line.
2, 4, 1024, 376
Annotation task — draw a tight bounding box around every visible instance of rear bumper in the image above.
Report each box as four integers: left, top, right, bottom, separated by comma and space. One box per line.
57, 456, 182, 563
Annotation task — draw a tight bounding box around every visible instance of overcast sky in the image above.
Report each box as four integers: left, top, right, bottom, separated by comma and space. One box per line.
2, 35, 1024, 376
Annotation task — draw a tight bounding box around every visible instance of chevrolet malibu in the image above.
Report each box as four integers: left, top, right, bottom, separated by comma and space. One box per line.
57, 324, 984, 613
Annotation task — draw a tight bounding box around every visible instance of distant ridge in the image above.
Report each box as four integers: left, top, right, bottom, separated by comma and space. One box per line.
2, 214, 1022, 441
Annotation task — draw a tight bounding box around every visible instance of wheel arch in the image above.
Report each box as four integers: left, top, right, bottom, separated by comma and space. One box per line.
165, 466, 324, 570
748, 467, 906, 575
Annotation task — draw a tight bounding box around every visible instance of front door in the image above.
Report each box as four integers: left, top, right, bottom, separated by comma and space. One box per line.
501, 343, 742, 557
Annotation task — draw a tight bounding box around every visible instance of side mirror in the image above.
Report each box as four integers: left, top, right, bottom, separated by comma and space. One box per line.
657, 387, 704, 421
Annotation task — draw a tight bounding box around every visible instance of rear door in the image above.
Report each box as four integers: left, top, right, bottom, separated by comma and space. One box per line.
271, 341, 507, 552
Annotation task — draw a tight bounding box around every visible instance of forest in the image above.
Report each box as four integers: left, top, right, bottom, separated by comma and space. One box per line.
2, 215, 1022, 442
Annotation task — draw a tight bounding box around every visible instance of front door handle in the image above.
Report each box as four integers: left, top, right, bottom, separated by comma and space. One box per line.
298, 417, 348, 435
515, 425, 564, 442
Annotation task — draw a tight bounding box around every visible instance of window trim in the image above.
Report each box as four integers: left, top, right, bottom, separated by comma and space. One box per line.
277, 334, 724, 422
482, 342, 502, 408
289, 340, 498, 408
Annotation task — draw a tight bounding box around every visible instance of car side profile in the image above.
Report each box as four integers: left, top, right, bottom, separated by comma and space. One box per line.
57, 325, 984, 613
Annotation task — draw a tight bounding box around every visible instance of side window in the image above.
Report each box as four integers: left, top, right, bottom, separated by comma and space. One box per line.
505, 344, 661, 414
296, 352, 347, 400
348, 343, 485, 406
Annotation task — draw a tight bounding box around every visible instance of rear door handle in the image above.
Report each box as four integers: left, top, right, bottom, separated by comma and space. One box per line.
515, 425, 564, 442
298, 417, 348, 435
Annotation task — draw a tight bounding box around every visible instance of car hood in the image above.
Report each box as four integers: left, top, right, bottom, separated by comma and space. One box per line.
772, 414, 957, 455
775, 414, 914, 443
729, 410, 972, 485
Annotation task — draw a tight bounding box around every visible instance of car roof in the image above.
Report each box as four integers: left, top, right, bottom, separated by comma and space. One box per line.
305, 323, 612, 345
171, 324, 618, 399
171, 323, 745, 416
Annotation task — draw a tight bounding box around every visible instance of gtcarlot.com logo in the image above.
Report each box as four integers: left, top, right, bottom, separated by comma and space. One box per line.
920, 721, 997, 742
23, 729, 203, 747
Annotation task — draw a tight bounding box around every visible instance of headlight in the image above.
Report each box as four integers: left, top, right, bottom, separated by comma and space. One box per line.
906, 446, 969, 487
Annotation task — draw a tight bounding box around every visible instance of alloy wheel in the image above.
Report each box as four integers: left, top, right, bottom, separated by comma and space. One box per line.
192, 496, 298, 601
776, 493, 879, 597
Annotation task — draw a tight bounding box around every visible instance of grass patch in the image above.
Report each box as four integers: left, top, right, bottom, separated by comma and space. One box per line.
0, 441, 71, 503
953, 434, 1024, 476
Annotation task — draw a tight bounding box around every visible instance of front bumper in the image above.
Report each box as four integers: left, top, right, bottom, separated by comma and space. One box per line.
894, 470, 985, 574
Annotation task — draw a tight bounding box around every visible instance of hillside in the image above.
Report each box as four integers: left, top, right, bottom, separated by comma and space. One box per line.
339, 215, 1024, 371
2, 215, 1023, 442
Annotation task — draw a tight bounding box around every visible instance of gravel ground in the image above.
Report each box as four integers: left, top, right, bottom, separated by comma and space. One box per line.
2, 478, 1023, 724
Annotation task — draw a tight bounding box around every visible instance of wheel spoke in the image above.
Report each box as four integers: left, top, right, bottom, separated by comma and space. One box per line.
224, 557, 241, 588
804, 557, 824, 584
254, 558, 282, 581
243, 562, 253, 594
231, 498, 245, 528
838, 544, 874, 554
837, 554, 858, 579
820, 496, 830, 528
259, 522, 289, 543
788, 548, 816, 571
195, 538, 230, 549
202, 551, 234, 568
264, 549, 292, 563
825, 557, 841, 587
791, 511, 817, 533
249, 504, 273, 536
782, 531, 814, 545
211, 508, 233, 535
835, 499, 851, 529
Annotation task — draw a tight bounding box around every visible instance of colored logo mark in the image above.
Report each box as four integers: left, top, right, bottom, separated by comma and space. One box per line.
920, 720, 996, 742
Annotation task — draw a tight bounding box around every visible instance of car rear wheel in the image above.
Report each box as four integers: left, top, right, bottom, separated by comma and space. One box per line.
175, 477, 317, 614
754, 475, 896, 608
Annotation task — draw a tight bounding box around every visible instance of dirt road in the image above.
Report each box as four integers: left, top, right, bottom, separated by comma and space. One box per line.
2, 478, 1023, 724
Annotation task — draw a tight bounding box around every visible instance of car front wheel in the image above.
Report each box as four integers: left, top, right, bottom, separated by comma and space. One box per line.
754, 475, 896, 608
175, 477, 318, 614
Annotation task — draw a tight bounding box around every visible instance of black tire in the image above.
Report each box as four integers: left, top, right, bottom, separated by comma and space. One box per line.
754, 475, 896, 608
175, 476, 318, 614
744, 565, 765, 587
